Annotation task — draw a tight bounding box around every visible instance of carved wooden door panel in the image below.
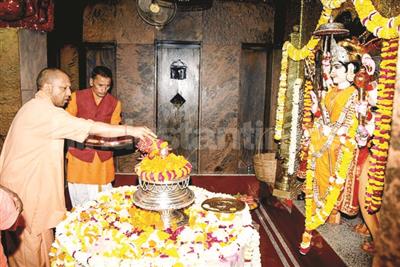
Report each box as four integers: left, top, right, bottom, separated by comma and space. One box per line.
156, 42, 200, 172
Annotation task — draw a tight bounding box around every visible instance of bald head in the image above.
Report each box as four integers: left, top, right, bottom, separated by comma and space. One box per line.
36, 68, 72, 107
36, 68, 69, 91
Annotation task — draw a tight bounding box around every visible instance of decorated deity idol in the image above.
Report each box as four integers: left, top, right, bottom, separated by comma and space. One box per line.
299, 38, 377, 255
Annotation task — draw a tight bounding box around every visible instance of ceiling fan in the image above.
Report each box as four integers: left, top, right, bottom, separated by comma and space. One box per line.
137, 0, 177, 29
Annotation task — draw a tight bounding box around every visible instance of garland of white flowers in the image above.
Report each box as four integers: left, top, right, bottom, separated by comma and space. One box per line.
274, 42, 289, 141
276, 0, 347, 140
288, 79, 303, 175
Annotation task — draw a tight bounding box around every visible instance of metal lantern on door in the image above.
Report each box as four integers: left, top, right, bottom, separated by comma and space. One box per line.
170, 59, 187, 80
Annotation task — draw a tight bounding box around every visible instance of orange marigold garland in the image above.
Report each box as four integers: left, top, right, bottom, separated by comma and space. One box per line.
366, 38, 398, 213
297, 79, 314, 179
302, 79, 314, 129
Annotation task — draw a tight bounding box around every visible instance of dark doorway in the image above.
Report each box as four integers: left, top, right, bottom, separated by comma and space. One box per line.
239, 44, 272, 173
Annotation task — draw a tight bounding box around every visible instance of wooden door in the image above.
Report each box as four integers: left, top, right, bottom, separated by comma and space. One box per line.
156, 42, 200, 172
239, 45, 271, 172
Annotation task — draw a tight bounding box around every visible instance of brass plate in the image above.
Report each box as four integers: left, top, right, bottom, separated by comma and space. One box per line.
84, 135, 134, 150
234, 194, 259, 211
201, 197, 245, 213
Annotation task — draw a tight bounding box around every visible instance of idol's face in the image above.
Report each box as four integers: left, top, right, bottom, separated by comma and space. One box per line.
90, 75, 112, 99
50, 73, 72, 107
330, 61, 347, 85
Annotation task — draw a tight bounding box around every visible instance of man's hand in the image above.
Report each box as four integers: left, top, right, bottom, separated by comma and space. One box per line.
128, 126, 157, 140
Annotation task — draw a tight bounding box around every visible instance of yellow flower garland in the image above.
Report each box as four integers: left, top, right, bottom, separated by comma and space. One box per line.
287, 7, 332, 61
301, 145, 356, 249
304, 132, 357, 230
287, 0, 350, 61
301, 92, 358, 251
353, 0, 400, 39
296, 79, 314, 179
366, 38, 398, 213
302, 78, 314, 129
274, 42, 289, 141
276, 0, 347, 140
139, 153, 188, 173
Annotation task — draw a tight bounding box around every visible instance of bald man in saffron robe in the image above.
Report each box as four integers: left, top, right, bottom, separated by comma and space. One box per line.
0, 68, 156, 267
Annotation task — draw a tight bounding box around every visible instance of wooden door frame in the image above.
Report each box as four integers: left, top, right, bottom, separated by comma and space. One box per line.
155, 40, 201, 172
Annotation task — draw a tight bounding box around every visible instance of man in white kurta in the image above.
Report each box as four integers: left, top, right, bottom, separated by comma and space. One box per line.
0, 68, 156, 267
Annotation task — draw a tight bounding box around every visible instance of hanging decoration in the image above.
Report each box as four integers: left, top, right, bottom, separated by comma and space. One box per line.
275, 0, 347, 140
170, 59, 187, 80
287, 0, 348, 61
366, 38, 398, 213
287, 7, 331, 61
301, 79, 314, 130
353, 0, 400, 39
297, 78, 314, 179
351, 0, 400, 213
287, 79, 303, 175
274, 42, 289, 141
0, 0, 54, 32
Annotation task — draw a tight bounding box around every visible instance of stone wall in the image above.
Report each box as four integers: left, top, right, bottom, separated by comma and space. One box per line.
0, 29, 21, 150
81, 0, 275, 173
60, 44, 80, 91
116, 44, 156, 173
0, 29, 47, 151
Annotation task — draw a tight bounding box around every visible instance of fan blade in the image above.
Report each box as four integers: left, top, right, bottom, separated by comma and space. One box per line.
156, 0, 175, 9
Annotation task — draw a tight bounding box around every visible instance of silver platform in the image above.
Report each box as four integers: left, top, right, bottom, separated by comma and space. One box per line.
133, 175, 194, 228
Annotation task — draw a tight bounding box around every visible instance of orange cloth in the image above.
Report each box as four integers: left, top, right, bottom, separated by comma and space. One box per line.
311, 86, 358, 197
7, 229, 53, 267
65, 91, 121, 185
0, 91, 94, 265
0, 189, 19, 267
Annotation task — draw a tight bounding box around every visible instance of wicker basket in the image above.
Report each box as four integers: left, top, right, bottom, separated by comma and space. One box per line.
253, 133, 277, 184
